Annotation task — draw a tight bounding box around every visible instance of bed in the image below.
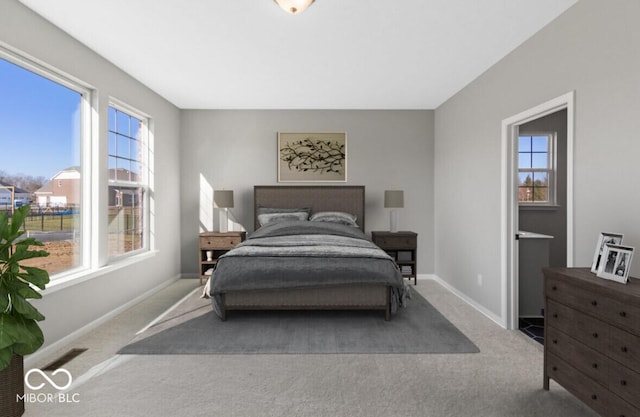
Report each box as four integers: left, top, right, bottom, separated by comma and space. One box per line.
206, 185, 407, 320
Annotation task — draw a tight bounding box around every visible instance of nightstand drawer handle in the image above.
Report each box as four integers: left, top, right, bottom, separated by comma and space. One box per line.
551, 285, 557, 291
552, 313, 558, 319
591, 394, 597, 401
552, 339, 558, 344
619, 311, 627, 317
621, 346, 628, 353
591, 300, 598, 306
591, 363, 598, 369
592, 332, 598, 338
620, 380, 627, 386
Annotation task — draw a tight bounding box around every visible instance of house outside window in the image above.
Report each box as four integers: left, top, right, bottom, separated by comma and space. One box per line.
518, 133, 556, 205
107, 103, 151, 258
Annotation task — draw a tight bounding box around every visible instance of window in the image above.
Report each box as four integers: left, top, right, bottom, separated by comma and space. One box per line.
0, 53, 88, 277
108, 104, 150, 258
518, 133, 556, 205
1, 48, 153, 282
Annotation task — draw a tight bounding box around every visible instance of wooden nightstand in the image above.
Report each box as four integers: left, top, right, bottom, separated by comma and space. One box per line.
199, 231, 246, 285
371, 231, 417, 285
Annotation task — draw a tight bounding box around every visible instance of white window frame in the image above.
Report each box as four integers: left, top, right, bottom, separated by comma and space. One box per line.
518, 132, 557, 207
0, 45, 94, 280
107, 98, 152, 260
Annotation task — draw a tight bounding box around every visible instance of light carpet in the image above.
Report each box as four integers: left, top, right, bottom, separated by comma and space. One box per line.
118, 289, 479, 354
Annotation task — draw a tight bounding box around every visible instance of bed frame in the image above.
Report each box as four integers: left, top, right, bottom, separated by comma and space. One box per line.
219, 185, 391, 320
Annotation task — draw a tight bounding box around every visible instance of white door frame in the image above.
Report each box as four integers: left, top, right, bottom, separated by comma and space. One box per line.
500, 91, 575, 330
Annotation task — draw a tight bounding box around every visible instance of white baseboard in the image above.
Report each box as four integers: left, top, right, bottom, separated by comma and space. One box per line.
416, 273, 435, 281
25, 274, 181, 369
425, 274, 506, 329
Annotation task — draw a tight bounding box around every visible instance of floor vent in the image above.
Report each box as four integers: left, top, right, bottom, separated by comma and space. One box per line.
41, 348, 88, 371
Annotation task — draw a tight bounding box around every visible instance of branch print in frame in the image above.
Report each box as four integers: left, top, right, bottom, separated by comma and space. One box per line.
278, 132, 347, 182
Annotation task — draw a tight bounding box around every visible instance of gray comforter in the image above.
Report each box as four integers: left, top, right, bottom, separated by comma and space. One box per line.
209, 221, 407, 316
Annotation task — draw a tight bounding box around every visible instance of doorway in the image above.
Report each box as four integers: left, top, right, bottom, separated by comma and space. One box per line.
501, 92, 575, 330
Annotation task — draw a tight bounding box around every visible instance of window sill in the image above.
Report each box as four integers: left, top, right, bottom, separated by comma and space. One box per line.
42, 250, 159, 296
519, 204, 562, 211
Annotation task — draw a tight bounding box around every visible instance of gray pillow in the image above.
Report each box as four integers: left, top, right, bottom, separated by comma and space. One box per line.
258, 211, 309, 227
257, 205, 311, 216
309, 211, 358, 227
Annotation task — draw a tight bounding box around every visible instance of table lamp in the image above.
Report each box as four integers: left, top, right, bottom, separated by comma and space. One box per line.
214, 190, 234, 233
384, 190, 404, 233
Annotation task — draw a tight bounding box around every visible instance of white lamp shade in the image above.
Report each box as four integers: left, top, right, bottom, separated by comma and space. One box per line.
273, 0, 315, 14
384, 190, 404, 208
214, 190, 234, 208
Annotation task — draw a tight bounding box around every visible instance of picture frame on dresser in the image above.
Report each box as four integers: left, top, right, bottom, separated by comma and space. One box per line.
596, 244, 634, 284
590, 232, 624, 273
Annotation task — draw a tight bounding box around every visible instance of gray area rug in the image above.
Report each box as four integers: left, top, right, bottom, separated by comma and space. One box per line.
119, 289, 479, 354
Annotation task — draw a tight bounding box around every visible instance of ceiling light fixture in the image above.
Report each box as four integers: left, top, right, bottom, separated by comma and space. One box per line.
273, 0, 315, 15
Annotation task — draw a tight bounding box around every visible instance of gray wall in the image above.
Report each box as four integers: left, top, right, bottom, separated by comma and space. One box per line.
179, 110, 434, 275
1, 1, 182, 350
434, 0, 640, 320
519, 109, 567, 268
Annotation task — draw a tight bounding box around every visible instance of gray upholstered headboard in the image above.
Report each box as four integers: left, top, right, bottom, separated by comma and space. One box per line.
254, 185, 365, 231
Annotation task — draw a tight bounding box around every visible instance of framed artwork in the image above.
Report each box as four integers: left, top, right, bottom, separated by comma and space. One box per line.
278, 132, 347, 182
591, 232, 624, 273
596, 244, 634, 284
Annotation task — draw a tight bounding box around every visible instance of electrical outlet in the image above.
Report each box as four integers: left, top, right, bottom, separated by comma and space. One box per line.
477, 274, 483, 286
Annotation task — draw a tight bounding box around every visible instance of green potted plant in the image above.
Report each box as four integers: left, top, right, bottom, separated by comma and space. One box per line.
0, 205, 50, 417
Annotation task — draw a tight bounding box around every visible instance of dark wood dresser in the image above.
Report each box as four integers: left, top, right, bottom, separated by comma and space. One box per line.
543, 267, 640, 417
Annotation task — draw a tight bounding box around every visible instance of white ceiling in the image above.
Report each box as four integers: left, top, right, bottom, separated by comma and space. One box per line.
20, 0, 578, 109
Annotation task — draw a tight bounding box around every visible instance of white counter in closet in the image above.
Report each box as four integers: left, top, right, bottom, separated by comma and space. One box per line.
519, 231, 553, 318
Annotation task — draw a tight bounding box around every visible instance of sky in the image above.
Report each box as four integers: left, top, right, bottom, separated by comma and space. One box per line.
0, 57, 80, 180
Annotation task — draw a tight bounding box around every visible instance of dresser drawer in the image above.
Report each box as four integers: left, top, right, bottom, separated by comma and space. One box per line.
547, 327, 640, 408
200, 235, 242, 249
607, 325, 640, 375
546, 275, 640, 334
373, 234, 416, 249
547, 352, 640, 417
546, 326, 609, 388
547, 299, 640, 375
546, 299, 611, 353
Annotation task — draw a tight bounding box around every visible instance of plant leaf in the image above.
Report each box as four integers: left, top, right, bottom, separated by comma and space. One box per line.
9, 205, 29, 236
0, 204, 48, 365
5, 278, 30, 296
12, 317, 43, 356
18, 266, 50, 289
10, 294, 45, 321
0, 287, 9, 312
15, 237, 45, 249
0, 346, 13, 371
9, 244, 48, 263
16, 284, 42, 300
0, 313, 20, 350
0, 211, 7, 242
